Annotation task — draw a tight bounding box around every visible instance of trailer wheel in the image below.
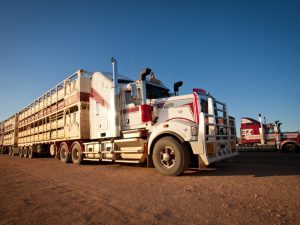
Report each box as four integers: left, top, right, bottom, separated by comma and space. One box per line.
152, 137, 190, 176
60, 143, 71, 163
282, 143, 298, 153
50, 144, 57, 157
28, 146, 35, 158
10, 147, 14, 156
9, 147, 14, 156
19, 148, 23, 157
23, 147, 28, 158
71, 142, 83, 165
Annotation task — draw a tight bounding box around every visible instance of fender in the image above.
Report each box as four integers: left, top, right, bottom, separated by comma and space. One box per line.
280, 139, 300, 149
148, 120, 196, 155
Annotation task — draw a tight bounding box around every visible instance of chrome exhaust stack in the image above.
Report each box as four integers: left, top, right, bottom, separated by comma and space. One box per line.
140, 68, 151, 105
258, 114, 265, 145
111, 57, 120, 137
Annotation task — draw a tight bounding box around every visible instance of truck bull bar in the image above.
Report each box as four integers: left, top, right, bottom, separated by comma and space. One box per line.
190, 97, 238, 167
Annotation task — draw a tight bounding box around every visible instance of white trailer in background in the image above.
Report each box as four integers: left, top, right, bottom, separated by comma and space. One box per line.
0, 58, 238, 175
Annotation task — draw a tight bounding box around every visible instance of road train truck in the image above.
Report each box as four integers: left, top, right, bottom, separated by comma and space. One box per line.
240, 114, 300, 152
0, 58, 238, 175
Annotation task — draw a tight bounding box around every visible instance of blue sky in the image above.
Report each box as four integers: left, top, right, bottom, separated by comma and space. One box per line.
0, 0, 299, 132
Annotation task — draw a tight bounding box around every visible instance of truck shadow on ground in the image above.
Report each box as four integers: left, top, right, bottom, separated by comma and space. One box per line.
185, 152, 300, 177
29, 151, 299, 177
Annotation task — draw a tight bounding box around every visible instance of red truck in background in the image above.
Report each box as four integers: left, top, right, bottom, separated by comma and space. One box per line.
239, 114, 300, 152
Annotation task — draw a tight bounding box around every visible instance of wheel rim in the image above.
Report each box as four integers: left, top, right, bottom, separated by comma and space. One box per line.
73, 148, 79, 160
159, 146, 175, 168
61, 149, 66, 159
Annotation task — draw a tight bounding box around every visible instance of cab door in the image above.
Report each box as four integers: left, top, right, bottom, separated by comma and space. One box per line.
121, 89, 142, 130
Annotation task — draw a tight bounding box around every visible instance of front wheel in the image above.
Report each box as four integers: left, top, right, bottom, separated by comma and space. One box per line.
282, 143, 298, 153
152, 137, 190, 176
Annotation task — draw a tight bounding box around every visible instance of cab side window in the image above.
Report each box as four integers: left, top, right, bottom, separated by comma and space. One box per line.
125, 92, 133, 105
124, 89, 142, 105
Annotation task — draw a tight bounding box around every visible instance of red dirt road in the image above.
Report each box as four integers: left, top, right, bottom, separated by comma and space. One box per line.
0, 152, 299, 225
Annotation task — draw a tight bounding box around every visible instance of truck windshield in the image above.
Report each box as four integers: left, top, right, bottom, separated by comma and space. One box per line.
146, 83, 170, 99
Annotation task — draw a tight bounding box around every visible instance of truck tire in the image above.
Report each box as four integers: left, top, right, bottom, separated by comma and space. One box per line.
152, 137, 190, 176
9, 147, 13, 156
282, 143, 298, 153
28, 146, 35, 158
71, 142, 83, 165
50, 144, 57, 157
60, 143, 71, 163
23, 147, 28, 158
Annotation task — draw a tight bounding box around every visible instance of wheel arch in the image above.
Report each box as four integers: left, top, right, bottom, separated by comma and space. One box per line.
149, 132, 185, 156
148, 120, 196, 156
280, 140, 299, 151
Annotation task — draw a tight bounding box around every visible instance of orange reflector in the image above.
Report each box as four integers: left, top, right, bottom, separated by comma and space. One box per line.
163, 124, 169, 128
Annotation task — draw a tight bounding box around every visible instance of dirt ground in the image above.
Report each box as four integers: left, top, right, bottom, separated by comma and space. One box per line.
0, 151, 299, 225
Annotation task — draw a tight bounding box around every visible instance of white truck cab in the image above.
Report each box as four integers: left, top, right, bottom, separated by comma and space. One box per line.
85, 58, 238, 176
